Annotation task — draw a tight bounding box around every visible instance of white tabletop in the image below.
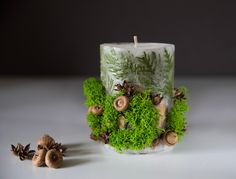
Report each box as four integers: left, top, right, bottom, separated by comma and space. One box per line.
0, 77, 236, 179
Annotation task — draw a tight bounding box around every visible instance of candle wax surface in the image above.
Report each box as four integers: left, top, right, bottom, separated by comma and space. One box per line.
101, 43, 174, 50
100, 42, 175, 107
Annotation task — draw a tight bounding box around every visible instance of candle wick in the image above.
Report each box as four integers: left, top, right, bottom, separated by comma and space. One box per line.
133, 36, 138, 48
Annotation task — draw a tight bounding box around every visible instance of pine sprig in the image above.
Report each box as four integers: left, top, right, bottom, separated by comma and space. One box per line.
162, 48, 174, 100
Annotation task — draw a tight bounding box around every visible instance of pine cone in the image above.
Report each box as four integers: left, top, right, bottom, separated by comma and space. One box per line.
174, 88, 186, 100
11, 143, 35, 161
115, 81, 136, 97
151, 94, 163, 105
99, 133, 109, 144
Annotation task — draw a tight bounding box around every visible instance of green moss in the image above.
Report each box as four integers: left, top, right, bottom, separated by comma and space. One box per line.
166, 87, 189, 138
86, 113, 102, 137
83, 77, 106, 106
84, 77, 189, 152
109, 91, 162, 152
100, 92, 124, 133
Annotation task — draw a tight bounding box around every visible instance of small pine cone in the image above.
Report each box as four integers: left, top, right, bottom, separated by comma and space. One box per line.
11, 143, 35, 161
152, 94, 163, 105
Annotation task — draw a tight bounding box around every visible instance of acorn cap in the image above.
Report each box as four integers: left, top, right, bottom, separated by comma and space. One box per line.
45, 149, 63, 168
88, 105, 103, 116
163, 131, 178, 146
32, 149, 47, 167
113, 96, 129, 112
37, 134, 55, 148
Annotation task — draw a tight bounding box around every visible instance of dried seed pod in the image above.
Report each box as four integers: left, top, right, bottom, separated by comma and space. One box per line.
163, 131, 178, 146
32, 149, 47, 167
117, 116, 125, 129
45, 149, 63, 168
37, 134, 55, 149
88, 105, 103, 116
113, 96, 129, 112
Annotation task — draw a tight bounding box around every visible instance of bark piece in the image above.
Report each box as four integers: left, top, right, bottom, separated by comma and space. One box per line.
155, 99, 168, 129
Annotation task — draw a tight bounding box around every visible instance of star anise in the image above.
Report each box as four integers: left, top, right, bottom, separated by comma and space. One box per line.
174, 88, 186, 100
11, 143, 35, 161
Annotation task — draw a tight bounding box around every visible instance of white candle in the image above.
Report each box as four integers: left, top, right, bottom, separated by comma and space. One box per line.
100, 42, 175, 106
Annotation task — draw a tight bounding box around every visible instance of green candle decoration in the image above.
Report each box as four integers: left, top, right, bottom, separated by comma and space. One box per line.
84, 36, 189, 153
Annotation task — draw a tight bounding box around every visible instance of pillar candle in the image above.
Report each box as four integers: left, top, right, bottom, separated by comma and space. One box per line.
100, 42, 175, 106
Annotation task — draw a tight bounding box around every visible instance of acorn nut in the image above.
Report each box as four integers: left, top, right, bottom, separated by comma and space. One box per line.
163, 131, 178, 146
45, 149, 63, 168
88, 105, 103, 116
113, 96, 129, 112
37, 134, 55, 148
32, 149, 47, 167
117, 116, 125, 129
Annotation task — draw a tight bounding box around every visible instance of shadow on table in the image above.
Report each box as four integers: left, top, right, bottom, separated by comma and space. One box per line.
63, 158, 92, 168
64, 141, 103, 157
61, 141, 103, 168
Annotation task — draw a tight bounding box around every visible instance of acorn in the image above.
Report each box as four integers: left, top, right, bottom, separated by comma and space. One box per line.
32, 149, 47, 167
37, 134, 55, 149
117, 116, 125, 129
88, 105, 103, 116
113, 96, 129, 112
45, 149, 63, 168
163, 131, 178, 146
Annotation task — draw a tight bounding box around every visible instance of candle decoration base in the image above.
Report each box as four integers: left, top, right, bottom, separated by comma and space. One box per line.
83, 78, 189, 154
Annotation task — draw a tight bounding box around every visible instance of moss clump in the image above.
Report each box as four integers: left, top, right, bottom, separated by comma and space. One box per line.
100, 92, 124, 134
83, 77, 106, 106
84, 78, 189, 152
109, 91, 162, 152
166, 87, 189, 138
87, 113, 102, 137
